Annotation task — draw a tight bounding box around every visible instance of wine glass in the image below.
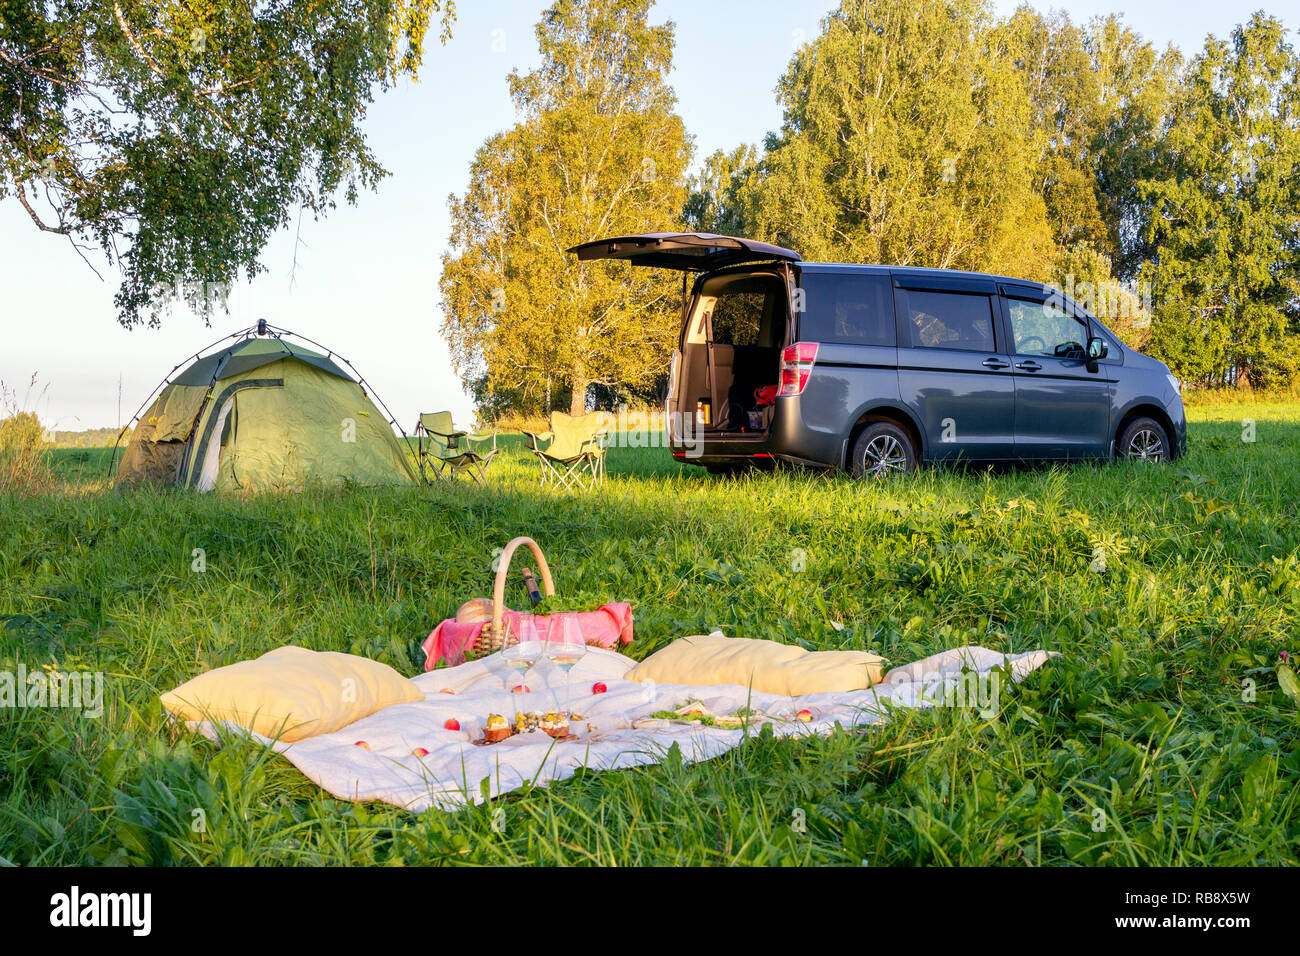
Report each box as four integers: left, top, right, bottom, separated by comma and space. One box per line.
544, 613, 587, 716
501, 614, 543, 696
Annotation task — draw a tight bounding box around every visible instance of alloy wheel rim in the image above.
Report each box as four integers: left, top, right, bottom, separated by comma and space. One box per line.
864, 435, 907, 476
1128, 428, 1165, 461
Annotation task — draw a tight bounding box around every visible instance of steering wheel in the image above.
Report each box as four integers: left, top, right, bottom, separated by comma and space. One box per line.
1019, 335, 1047, 354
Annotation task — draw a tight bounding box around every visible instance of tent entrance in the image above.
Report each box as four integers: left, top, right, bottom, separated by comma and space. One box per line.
181, 377, 282, 488
196, 397, 235, 492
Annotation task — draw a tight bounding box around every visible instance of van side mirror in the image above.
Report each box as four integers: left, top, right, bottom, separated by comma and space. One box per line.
1087, 336, 1108, 360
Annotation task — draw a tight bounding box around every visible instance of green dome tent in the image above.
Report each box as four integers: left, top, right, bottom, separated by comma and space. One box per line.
113, 323, 418, 492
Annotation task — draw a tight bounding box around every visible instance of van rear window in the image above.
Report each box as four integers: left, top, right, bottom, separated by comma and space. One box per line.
797, 273, 895, 347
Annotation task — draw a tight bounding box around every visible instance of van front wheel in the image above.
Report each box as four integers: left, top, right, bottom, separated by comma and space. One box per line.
1117, 417, 1170, 463
850, 422, 917, 478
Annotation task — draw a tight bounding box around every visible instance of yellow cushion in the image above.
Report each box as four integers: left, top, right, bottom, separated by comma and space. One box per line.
625, 633, 885, 697
160, 646, 424, 742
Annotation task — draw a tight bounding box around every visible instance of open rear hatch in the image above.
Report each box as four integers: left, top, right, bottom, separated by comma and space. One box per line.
570, 233, 802, 456
568, 232, 801, 271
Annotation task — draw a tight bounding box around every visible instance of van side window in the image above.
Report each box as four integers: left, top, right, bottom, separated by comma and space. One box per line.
798, 273, 895, 347
1005, 297, 1089, 359
1090, 320, 1120, 356
901, 290, 996, 352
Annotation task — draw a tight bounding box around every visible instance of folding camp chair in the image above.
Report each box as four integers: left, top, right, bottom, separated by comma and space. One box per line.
523, 411, 609, 491
414, 411, 499, 485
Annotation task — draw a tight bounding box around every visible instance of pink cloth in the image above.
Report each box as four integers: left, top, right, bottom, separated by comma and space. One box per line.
421, 603, 634, 670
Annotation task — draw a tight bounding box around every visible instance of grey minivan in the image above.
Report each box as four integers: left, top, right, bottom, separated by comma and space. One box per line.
570, 232, 1187, 476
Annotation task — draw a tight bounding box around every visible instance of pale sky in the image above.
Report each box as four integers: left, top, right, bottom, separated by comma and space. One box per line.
2, 0, 1292, 431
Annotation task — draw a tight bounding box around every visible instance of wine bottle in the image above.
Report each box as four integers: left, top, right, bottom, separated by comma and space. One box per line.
521, 568, 543, 607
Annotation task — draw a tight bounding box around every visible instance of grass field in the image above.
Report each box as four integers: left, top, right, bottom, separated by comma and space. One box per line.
2, 401, 1298, 865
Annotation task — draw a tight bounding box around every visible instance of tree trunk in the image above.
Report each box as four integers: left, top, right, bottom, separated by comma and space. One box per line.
569, 372, 588, 415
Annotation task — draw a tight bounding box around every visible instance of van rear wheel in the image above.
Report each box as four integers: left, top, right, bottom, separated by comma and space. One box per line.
850, 422, 916, 478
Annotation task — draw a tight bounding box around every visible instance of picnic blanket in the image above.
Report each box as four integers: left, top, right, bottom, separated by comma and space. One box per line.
185, 635, 1055, 813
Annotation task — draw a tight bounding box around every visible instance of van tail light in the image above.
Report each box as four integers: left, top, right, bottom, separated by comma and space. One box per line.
778, 342, 819, 396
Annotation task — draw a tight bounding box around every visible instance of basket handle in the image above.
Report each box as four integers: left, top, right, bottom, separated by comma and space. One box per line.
492, 536, 556, 637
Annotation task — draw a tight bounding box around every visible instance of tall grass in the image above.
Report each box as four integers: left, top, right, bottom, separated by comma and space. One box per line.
0, 402, 1297, 865
0, 378, 53, 495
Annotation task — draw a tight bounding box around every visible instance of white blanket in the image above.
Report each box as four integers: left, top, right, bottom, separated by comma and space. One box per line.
191, 636, 1055, 813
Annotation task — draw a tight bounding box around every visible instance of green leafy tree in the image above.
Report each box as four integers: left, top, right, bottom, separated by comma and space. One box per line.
683, 143, 758, 235
440, 0, 692, 416
0, 0, 454, 326
1141, 13, 1300, 386
686, 6, 1181, 309
998, 8, 1108, 254
993, 9, 1176, 342
730, 0, 1056, 279
1081, 16, 1182, 280
999, 10, 1180, 279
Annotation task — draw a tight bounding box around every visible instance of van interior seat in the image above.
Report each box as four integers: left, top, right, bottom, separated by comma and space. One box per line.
708, 342, 735, 424
726, 345, 779, 424
708, 343, 780, 430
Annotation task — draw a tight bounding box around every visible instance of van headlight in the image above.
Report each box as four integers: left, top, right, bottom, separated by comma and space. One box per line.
1165, 372, 1182, 395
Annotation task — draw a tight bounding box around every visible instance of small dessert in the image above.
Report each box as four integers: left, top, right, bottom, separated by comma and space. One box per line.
540, 710, 570, 739
483, 714, 512, 744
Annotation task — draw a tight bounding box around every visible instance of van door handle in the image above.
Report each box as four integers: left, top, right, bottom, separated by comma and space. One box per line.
1015, 360, 1042, 371
981, 357, 1010, 369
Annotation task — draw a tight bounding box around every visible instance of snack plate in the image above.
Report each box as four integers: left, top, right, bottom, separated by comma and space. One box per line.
473, 732, 579, 747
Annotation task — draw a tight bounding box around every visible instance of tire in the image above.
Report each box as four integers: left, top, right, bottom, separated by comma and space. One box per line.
1117, 416, 1171, 463
850, 422, 917, 478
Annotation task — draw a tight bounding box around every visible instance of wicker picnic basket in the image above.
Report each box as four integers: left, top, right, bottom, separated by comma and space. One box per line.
467, 536, 556, 655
